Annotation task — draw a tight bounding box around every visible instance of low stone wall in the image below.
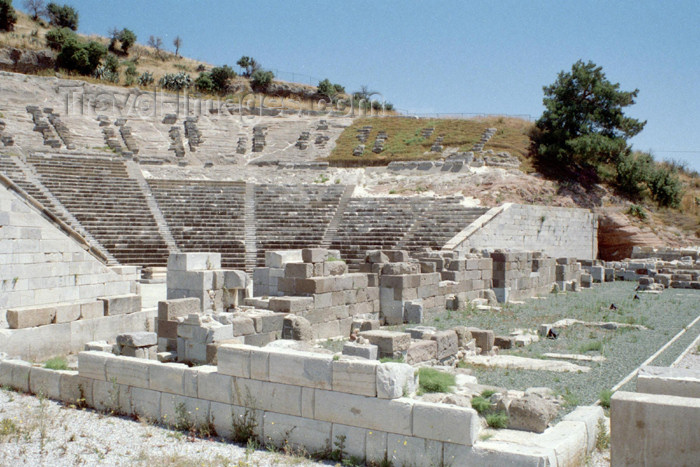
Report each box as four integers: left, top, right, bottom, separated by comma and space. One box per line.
636, 366, 700, 399
448, 203, 597, 260
0, 349, 605, 466
0, 309, 155, 360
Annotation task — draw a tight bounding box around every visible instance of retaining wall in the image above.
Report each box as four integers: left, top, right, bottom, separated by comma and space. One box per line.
446, 203, 597, 260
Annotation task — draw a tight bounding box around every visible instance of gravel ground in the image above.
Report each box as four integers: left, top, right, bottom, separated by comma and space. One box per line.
418, 282, 700, 408
0, 389, 328, 467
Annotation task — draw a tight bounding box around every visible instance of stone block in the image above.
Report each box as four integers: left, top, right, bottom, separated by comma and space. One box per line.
105, 356, 153, 389
54, 303, 81, 324
158, 298, 200, 322
332, 358, 379, 396
365, 250, 389, 263
130, 387, 161, 421
268, 296, 313, 313
197, 367, 233, 404
80, 301, 104, 319
58, 372, 91, 405
387, 434, 443, 467
342, 342, 378, 360
302, 248, 327, 263
443, 442, 556, 466
494, 336, 514, 350
160, 393, 210, 427
358, 330, 411, 358
167, 252, 221, 271
453, 326, 472, 348
157, 319, 178, 339
232, 377, 302, 417
406, 326, 436, 340
0, 359, 31, 392
331, 423, 368, 460
263, 412, 331, 453
285, 262, 314, 278
637, 365, 700, 398
99, 294, 141, 316
314, 389, 413, 435
7, 306, 55, 329
149, 362, 187, 394
324, 261, 348, 276
508, 395, 558, 433
468, 328, 494, 352
376, 362, 417, 399
430, 330, 459, 360
224, 270, 248, 289
216, 344, 255, 378
78, 351, 108, 381
406, 340, 437, 365
563, 405, 605, 453
29, 367, 62, 399
281, 315, 313, 341
268, 349, 333, 389
266, 250, 303, 268
117, 331, 157, 348
404, 300, 423, 324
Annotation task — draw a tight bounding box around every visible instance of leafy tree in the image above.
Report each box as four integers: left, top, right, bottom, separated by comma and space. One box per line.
194, 72, 214, 93
648, 165, 683, 207
532, 60, 646, 168
0, 0, 18, 31
56, 36, 106, 75
616, 151, 654, 198
44, 26, 73, 50
46, 2, 78, 30
23, 0, 45, 20
209, 65, 235, 92
117, 28, 136, 54
317, 78, 345, 100
237, 55, 259, 77
103, 53, 119, 74
250, 69, 274, 90
173, 35, 181, 57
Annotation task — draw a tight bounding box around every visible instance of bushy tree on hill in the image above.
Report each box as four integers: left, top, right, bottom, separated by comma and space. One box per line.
210, 65, 235, 91
0, 0, 18, 31
57, 36, 106, 75
109, 27, 136, 54
173, 35, 181, 57
46, 2, 78, 30
237, 55, 259, 77
532, 60, 646, 168
44, 26, 73, 50
250, 69, 274, 90
317, 78, 345, 100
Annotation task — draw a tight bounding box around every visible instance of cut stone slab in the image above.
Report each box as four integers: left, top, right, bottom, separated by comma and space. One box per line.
117, 332, 157, 348
508, 395, 559, 433
542, 353, 606, 363
461, 355, 591, 373
342, 342, 378, 360
358, 330, 411, 358
7, 306, 55, 329
406, 340, 437, 365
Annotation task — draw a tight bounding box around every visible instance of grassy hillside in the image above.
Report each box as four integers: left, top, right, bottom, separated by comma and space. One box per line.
329, 116, 532, 166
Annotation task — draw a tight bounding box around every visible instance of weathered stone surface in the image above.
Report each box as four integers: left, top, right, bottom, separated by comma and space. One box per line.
453, 326, 473, 348
117, 331, 157, 348
281, 315, 313, 341
376, 362, 417, 399
412, 400, 480, 445
431, 330, 459, 360
342, 342, 378, 360
7, 307, 55, 329
508, 395, 558, 433
406, 340, 437, 365
158, 298, 200, 321
468, 328, 494, 352
332, 358, 378, 396
358, 330, 411, 358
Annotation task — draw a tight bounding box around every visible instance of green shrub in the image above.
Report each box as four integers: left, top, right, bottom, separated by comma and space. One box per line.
379, 355, 404, 363
626, 204, 647, 220
0, 0, 17, 31
138, 71, 154, 86
45, 26, 75, 51
648, 165, 683, 208
57, 36, 107, 76
470, 396, 491, 415
485, 411, 509, 429
418, 367, 455, 393
250, 69, 274, 90
209, 65, 236, 92
580, 340, 603, 353
159, 72, 192, 91
616, 151, 654, 198
117, 28, 136, 54
44, 356, 68, 370
124, 61, 137, 85
194, 72, 213, 92
480, 389, 497, 398
47, 2, 78, 30
599, 389, 614, 409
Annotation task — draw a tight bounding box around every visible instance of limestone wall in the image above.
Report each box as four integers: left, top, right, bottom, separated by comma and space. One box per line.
0, 182, 136, 326
448, 203, 598, 260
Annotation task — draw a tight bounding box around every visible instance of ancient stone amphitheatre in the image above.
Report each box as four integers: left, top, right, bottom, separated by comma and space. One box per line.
1, 13, 699, 467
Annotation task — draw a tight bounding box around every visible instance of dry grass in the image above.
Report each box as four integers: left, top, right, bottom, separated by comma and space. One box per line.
328, 115, 532, 165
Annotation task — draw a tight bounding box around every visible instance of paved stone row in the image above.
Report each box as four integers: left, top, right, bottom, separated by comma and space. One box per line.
26, 105, 61, 148
115, 118, 139, 155
183, 117, 203, 151
471, 127, 497, 152
0, 119, 15, 146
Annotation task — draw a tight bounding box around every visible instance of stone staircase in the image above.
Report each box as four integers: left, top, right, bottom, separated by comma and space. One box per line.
320, 184, 355, 248
471, 127, 497, 152
399, 202, 488, 251
244, 183, 258, 271
26, 106, 62, 149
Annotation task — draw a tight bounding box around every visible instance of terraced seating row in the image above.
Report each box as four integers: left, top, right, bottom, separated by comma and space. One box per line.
0, 154, 57, 212
254, 184, 345, 266
26, 154, 170, 267
148, 179, 246, 269
330, 198, 488, 267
